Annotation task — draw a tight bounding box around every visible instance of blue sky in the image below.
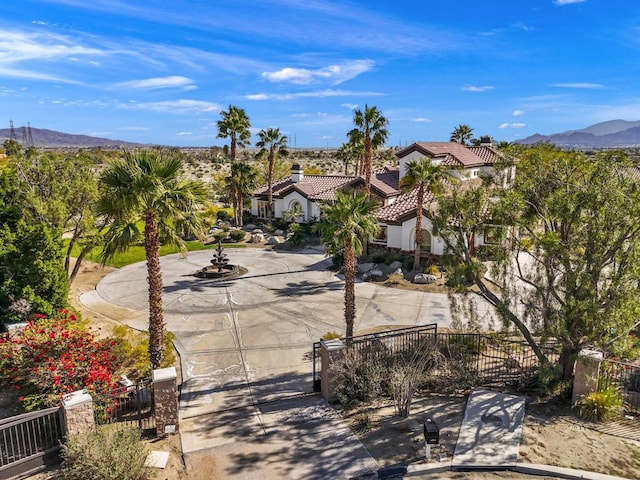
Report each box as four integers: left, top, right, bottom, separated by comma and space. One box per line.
1, 0, 639, 147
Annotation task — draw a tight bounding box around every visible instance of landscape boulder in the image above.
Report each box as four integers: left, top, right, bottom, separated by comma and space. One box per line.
244, 223, 258, 231
250, 232, 265, 243
267, 236, 283, 246
357, 262, 375, 274
413, 273, 437, 284
388, 261, 402, 270
274, 229, 285, 236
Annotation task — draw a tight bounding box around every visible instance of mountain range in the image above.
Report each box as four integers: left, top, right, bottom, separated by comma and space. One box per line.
0, 126, 142, 148
517, 120, 640, 148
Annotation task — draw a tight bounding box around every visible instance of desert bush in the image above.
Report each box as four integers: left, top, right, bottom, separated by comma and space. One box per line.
369, 247, 388, 264
384, 272, 406, 286
321, 331, 342, 341
575, 387, 624, 422
229, 229, 246, 242
213, 231, 228, 242
286, 222, 305, 246
60, 426, 150, 480
332, 348, 386, 409
425, 264, 440, 276
111, 325, 176, 379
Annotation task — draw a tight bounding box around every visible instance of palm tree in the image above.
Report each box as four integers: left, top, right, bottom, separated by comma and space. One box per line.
225, 162, 258, 227
97, 149, 208, 369
256, 127, 288, 217
400, 158, 448, 271
450, 124, 474, 145
449, 123, 473, 145
217, 105, 251, 162
350, 105, 389, 196
316, 190, 379, 339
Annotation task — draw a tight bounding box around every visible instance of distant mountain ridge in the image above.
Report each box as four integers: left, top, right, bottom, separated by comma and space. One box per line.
518, 120, 640, 148
0, 126, 143, 148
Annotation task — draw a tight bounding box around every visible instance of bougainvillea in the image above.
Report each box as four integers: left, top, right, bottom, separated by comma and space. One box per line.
0, 309, 120, 411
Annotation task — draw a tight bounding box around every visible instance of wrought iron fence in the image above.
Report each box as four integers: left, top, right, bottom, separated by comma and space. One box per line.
599, 359, 640, 413
313, 325, 561, 392
92, 380, 155, 434
312, 324, 438, 392
0, 406, 63, 479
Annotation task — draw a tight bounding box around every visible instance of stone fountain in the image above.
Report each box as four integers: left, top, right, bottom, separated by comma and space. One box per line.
196, 239, 245, 279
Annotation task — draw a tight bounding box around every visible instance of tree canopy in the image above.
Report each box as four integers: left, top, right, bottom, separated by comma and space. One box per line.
431, 144, 640, 378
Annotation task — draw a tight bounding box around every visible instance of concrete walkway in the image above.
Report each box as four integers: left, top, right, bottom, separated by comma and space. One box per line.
85, 247, 453, 478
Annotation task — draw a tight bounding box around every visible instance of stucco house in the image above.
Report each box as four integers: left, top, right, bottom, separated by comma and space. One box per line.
250, 141, 512, 258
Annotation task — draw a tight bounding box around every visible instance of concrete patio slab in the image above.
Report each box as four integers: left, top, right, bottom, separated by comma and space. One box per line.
452, 389, 526, 469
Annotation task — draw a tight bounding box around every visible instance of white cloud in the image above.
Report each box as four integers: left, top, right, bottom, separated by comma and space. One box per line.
341, 103, 358, 110
113, 76, 196, 90
499, 122, 527, 129
552, 82, 603, 89
461, 85, 494, 93
175, 131, 193, 136
119, 99, 219, 113
411, 117, 432, 123
512, 110, 525, 117
246, 89, 384, 101
553, 0, 586, 5
262, 60, 375, 85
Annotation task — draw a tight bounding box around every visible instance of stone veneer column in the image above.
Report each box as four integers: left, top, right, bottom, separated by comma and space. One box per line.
571, 349, 604, 406
60, 390, 95, 436
320, 338, 346, 403
153, 366, 179, 436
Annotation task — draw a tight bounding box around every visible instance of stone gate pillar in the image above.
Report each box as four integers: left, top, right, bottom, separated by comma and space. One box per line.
153, 367, 179, 436
61, 390, 95, 436
571, 349, 604, 406
320, 338, 346, 403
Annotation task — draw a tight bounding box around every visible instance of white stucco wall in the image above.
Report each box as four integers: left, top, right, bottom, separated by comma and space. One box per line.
279, 191, 308, 220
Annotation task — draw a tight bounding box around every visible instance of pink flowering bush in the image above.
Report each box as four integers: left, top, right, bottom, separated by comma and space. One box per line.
0, 310, 120, 411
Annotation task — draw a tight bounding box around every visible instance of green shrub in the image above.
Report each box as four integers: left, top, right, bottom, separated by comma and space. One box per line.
383, 251, 402, 265
425, 264, 440, 276
321, 331, 342, 341
61, 426, 150, 480
287, 222, 305, 246
213, 231, 228, 242
370, 247, 388, 264
216, 209, 230, 221
575, 387, 624, 422
229, 229, 246, 242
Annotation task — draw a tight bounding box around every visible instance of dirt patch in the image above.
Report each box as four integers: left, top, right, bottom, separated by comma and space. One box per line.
343, 393, 640, 479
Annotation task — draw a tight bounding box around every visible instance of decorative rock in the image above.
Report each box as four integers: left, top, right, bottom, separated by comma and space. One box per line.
413, 273, 437, 284
267, 236, 282, 245
244, 223, 258, 231
250, 233, 264, 243
388, 261, 402, 270
357, 262, 375, 273
394, 268, 404, 276
252, 228, 263, 234
274, 229, 284, 236
369, 269, 384, 279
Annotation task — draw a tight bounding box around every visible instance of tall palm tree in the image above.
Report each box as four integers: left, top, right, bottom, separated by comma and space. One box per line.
256, 127, 288, 217
316, 190, 379, 339
217, 105, 251, 162
450, 124, 474, 145
400, 158, 448, 271
225, 161, 258, 227
97, 149, 208, 369
350, 105, 389, 196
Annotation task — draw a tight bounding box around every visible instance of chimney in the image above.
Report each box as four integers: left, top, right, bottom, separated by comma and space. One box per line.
291, 164, 304, 183
479, 136, 493, 147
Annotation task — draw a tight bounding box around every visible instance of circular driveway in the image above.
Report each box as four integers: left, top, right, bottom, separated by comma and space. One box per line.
95, 247, 452, 429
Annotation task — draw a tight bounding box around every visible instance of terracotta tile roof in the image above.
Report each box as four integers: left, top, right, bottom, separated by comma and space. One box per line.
375, 189, 437, 225
254, 168, 400, 202
395, 142, 504, 168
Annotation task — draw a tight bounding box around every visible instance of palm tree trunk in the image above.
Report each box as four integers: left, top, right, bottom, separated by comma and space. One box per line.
344, 238, 356, 339
145, 211, 165, 370
364, 135, 372, 197
230, 135, 237, 163
414, 185, 424, 271
268, 152, 274, 218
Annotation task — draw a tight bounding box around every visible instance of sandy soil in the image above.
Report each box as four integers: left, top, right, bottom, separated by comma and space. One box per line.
27, 258, 640, 479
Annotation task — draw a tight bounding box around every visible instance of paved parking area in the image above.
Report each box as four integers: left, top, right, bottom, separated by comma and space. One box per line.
89, 247, 453, 478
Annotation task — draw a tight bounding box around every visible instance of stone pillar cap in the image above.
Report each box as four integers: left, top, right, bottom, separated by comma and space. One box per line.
320, 338, 346, 351
62, 389, 92, 408
153, 366, 177, 383
578, 349, 604, 361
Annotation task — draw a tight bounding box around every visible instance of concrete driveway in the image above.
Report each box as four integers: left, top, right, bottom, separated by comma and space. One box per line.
89, 246, 453, 478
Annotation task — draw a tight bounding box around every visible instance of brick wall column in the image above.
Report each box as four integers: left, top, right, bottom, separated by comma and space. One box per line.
60, 390, 95, 436
320, 339, 346, 402
153, 367, 179, 436
571, 349, 604, 406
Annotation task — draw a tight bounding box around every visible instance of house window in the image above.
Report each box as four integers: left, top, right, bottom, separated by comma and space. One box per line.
420, 229, 432, 253
484, 226, 504, 245
257, 200, 269, 218
373, 225, 387, 243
